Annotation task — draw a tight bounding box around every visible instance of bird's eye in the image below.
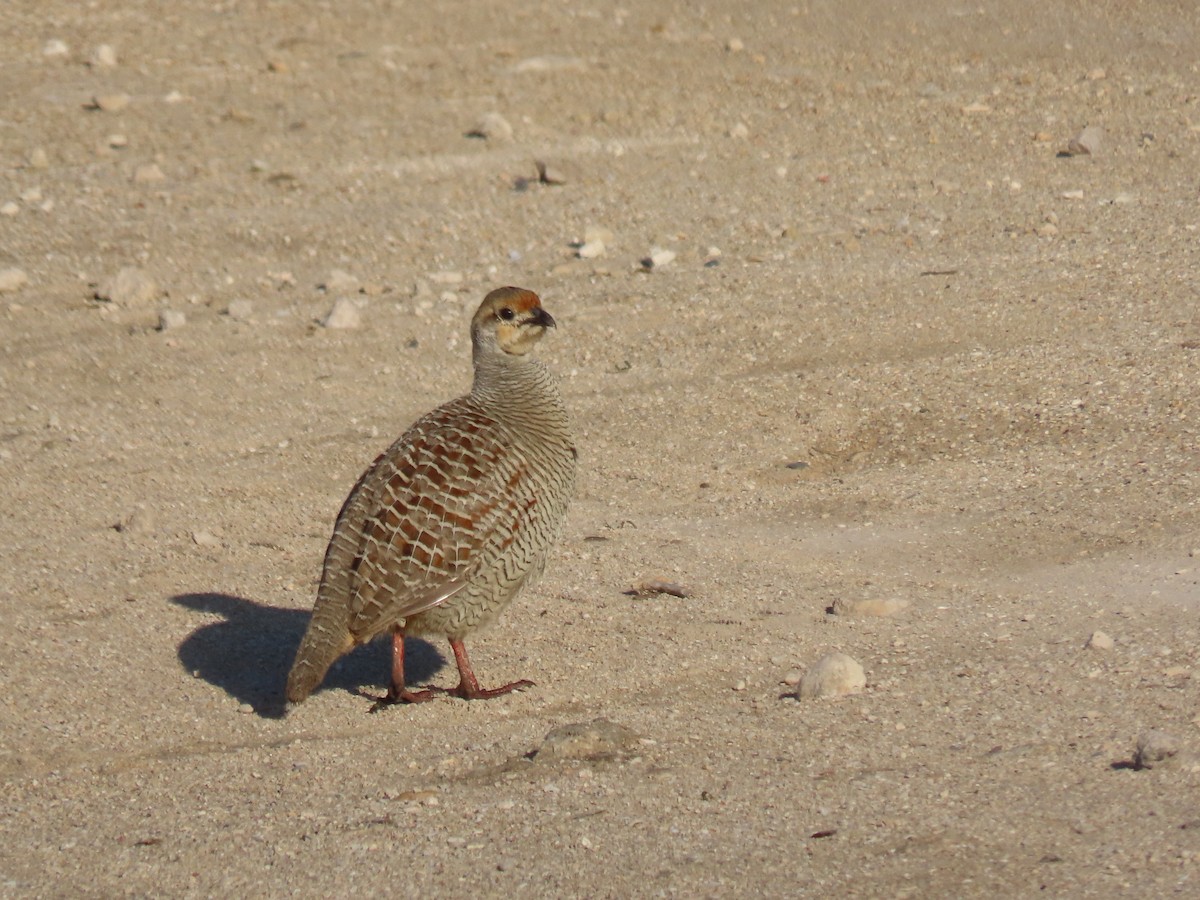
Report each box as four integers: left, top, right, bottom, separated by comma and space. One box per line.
498, 307, 516, 321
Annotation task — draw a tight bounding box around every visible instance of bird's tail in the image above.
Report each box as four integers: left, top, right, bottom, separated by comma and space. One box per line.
286, 598, 355, 703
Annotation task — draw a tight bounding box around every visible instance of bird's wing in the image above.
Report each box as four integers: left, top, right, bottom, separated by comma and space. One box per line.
328, 398, 533, 642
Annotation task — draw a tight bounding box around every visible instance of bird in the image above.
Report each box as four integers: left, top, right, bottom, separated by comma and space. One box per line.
286, 286, 576, 708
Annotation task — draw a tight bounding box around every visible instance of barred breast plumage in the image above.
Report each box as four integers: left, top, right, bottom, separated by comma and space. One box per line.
286, 287, 576, 707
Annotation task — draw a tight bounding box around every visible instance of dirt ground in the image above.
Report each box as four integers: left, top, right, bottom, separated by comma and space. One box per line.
2, 1, 1199, 896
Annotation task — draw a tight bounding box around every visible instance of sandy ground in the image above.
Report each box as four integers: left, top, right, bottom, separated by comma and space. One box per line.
2, 1, 1199, 896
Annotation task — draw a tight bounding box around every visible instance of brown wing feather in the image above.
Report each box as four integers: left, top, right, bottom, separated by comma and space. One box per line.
336, 398, 526, 642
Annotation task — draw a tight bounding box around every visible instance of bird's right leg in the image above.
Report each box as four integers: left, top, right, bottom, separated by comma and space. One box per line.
369, 626, 444, 710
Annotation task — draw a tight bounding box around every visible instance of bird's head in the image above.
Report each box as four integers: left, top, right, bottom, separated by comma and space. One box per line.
471, 286, 556, 358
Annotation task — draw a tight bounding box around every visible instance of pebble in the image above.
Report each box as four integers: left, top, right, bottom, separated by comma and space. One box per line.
535, 719, 640, 761
729, 122, 749, 139
781, 669, 803, 686
1061, 189, 1084, 200
107, 134, 128, 149
1066, 125, 1105, 156
322, 269, 360, 294
116, 507, 155, 536
429, 270, 463, 285
29, 148, 49, 169
0, 268, 30, 294
512, 55, 587, 74
830, 597, 909, 618
642, 248, 676, 270
1, 202, 18, 217
133, 163, 166, 183
467, 112, 513, 141
1134, 730, 1180, 770
577, 240, 606, 259
92, 93, 132, 113
726, 37, 745, 53
157, 310, 186, 331
796, 653, 866, 700
42, 39, 70, 59
321, 297, 361, 329
1086, 630, 1114, 651
226, 299, 254, 320
95, 267, 159, 306
191, 529, 221, 548
91, 44, 118, 68
535, 160, 567, 185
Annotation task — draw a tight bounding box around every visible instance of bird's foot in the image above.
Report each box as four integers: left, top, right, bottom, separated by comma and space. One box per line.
449, 678, 535, 700
364, 685, 447, 712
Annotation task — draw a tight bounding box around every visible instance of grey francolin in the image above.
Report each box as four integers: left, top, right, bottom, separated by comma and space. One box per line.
286, 287, 576, 707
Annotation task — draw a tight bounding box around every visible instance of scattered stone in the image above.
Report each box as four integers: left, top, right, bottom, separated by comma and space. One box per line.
226, 299, 254, 320
164, 90, 185, 104
1086, 630, 1114, 651
1, 202, 18, 217
830, 597, 908, 618
191, 529, 221, 548
321, 269, 360, 294
577, 240, 606, 259
115, 507, 155, 536
429, 271, 464, 285
782, 669, 803, 686
1061, 189, 1084, 200
584, 225, 613, 245
95, 267, 158, 306
1066, 125, 1105, 156
466, 112, 513, 141
28, 148, 49, 169
512, 55, 587, 74
0, 268, 30, 294
726, 37, 745, 53
729, 122, 749, 139
1086, 67, 1106, 81
91, 93, 131, 113
641, 248, 676, 270
91, 44, 118, 68
534, 719, 640, 761
42, 39, 70, 59
133, 163, 166, 183
267, 59, 289, 74
107, 134, 128, 149
1134, 730, 1181, 770
157, 309, 186, 331
321, 297, 361, 329
535, 160, 567, 185
796, 653, 866, 700
961, 102, 991, 114
626, 579, 691, 599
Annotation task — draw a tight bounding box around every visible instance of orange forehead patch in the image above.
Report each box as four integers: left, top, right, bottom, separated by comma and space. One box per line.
484, 286, 541, 313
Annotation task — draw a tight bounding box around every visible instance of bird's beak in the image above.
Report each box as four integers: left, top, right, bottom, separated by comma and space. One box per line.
531, 307, 556, 329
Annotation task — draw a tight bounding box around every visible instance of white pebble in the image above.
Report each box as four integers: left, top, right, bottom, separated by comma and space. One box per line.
95, 267, 158, 306
726, 38, 745, 53
729, 122, 749, 139
1086, 630, 1114, 651
797, 653, 866, 700
1134, 730, 1180, 770
830, 597, 909, 618
1, 202, 18, 217
321, 297, 361, 329
43, 39, 70, 58
226, 299, 254, 320
29, 148, 49, 169
92, 93, 131, 113
0, 268, 30, 294
133, 163, 166, 183
191, 529, 220, 548
643, 248, 676, 269
1067, 125, 1105, 155
468, 112, 513, 141
429, 270, 463, 285
157, 309, 186, 331
577, 240, 606, 259
323, 269, 360, 293
91, 44, 118, 68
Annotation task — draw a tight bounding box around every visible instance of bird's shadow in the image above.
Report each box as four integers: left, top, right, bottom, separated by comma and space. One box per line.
171, 593, 446, 719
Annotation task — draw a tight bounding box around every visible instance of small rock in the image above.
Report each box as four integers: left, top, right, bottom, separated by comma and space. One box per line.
512, 55, 587, 74
0, 268, 30, 294
781, 669, 803, 686
91, 44, 118, 68
28, 148, 49, 169
584, 225, 614, 245
1086, 67, 1106, 81
641, 248, 676, 270
42, 39, 70, 58
1086, 630, 1114, 651
225, 299, 254, 320
95, 267, 158, 306
116, 507, 155, 536
133, 163, 166, 183
535, 719, 640, 761
1, 202, 18, 217
535, 160, 567, 185
1066, 125, 1105, 156
830, 598, 909, 618
797, 653, 866, 700
157, 309, 186, 331
1061, 189, 1085, 200
961, 102, 991, 114
322, 269, 360, 294
729, 122, 749, 139
577, 240, 606, 259
467, 112, 513, 141
92, 93, 131, 113
726, 37, 745, 53
107, 134, 128, 149
1134, 730, 1181, 770
191, 529, 221, 548
429, 271, 463, 285
321, 297, 361, 329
